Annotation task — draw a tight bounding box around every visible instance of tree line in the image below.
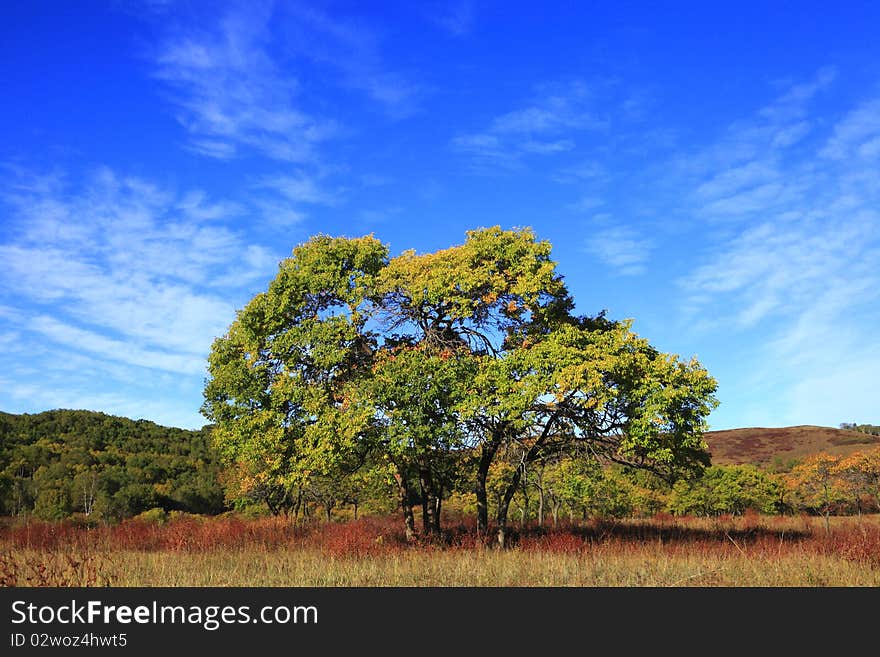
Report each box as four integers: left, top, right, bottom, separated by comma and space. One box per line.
840, 423, 880, 436
1, 408, 877, 526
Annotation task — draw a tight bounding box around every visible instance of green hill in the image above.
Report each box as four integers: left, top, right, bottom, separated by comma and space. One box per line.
0, 409, 224, 520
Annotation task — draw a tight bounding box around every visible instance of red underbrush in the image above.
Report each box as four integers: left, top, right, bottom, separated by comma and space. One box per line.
1, 513, 878, 567
825, 523, 880, 568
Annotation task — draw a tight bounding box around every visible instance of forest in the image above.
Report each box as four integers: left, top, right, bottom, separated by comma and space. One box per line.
0, 409, 224, 521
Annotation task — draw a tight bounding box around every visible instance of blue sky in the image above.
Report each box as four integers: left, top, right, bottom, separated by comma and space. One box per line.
1, 1, 878, 431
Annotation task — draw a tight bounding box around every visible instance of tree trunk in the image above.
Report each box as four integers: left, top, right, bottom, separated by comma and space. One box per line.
475, 436, 501, 535
265, 492, 280, 517
421, 486, 430, 535
434, 482, 443, 535
496, 470, 521, 548
418, 463, 440, 539
394, 469, 415, 541
822, 482, 831, 535
538, 485, 545, 527
496, 511, 510, 549
403, 502, 415, 541
292, 488, 303, 521
353, 501, 359, 520
495, 415, 558, 547
519, 478, 529, 529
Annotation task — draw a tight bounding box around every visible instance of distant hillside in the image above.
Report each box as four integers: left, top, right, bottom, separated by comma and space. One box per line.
704, 425, 880, 468
0, 409, 225, 520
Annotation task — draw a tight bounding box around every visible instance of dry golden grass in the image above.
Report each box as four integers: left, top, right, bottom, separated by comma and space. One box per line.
6, 546, 874, 587
2, 514, 879, 587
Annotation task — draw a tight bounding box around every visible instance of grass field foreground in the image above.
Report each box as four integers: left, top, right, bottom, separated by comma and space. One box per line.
2, 513, 879, 587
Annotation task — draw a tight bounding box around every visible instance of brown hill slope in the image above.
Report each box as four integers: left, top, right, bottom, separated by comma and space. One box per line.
704, 425, 880, 467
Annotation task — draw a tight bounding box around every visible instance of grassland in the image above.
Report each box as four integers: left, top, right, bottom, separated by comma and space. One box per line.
703, 424, 880, 466
2, 513, 879, 587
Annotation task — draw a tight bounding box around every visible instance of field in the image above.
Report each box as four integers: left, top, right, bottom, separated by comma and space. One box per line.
2, 513, 880, 587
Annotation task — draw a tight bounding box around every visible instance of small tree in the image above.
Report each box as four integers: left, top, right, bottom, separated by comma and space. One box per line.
833, 448, 880, 515
584, 467, 636, 519
787, 453, 846, 532
669, 465, 782, 516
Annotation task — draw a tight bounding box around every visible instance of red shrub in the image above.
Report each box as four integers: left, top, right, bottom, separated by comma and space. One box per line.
827, 524, 880, 569
521, 530, 586, 553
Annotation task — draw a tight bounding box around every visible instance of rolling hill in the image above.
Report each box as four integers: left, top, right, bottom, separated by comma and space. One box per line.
0, 409, 225, 519
703, 425, 880, 468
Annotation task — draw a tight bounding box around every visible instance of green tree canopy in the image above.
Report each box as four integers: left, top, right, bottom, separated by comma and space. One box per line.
202, 227, 719, 544
669, 465, 783, 516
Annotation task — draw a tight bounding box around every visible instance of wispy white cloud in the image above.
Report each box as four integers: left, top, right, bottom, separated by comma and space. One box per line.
700, 181, 796, 218
153, 3, 336, 161
256, 172, 343, 206
0, 330, 20, 351
428, 1, 475, 37
771, 120, 812, 149
676, 70, 880, 427
566, 195, 605, 213
358, 206, 402, 225
248, 171, 345, 229
685, 215, 879, 328
654, 68, 844, 237
31, 315, 205, 375
585, 224, 653, 276
176, 190, 243, 221
279, 4, 423, 120
452, 82, 606, 169
757, 66, 836, 123
552, 160, 607, 184
0, 168, 279, 391
820, 98, 880, 160
673, 68, 835, 198
694, 160, 780, 201
520, 139, 575, 155
253, 199, 308, 227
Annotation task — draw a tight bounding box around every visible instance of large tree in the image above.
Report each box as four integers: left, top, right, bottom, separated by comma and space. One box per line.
202, 227, 718, 544
202, 234, 388, 516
